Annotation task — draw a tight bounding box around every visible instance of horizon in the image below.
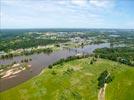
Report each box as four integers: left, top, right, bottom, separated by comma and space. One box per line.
1, 0, 134, 29
1, 28, 134, 30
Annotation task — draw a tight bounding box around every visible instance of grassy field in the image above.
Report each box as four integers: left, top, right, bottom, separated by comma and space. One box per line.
106, 68, 134, 100
0, 58, 134, 100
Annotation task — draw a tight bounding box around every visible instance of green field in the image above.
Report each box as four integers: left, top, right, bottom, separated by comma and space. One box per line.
0, 58, 134, 100
106, 68, 134, 100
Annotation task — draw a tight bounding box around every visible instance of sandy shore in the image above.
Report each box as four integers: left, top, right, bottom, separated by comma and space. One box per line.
0, 63, 31, 79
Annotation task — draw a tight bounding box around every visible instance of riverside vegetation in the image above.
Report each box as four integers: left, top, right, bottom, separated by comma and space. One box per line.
0, 55, 134, 100
0, 29, 134, 100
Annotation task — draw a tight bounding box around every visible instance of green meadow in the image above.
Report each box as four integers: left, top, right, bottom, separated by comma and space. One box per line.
0, 58, 134, 100
106, 68, 134, 100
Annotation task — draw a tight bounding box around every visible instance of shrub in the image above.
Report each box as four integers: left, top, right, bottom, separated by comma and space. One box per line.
51, 70, 56, 75
97, 70, 113, 89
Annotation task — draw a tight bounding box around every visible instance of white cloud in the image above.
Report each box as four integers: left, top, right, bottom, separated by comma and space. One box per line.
0, 12, 3, 17
125, 21, 134, 28
57, 0, 67, 5
71, 0, 87, 6
89, 0, 114, 8
0, 0, 22, 6
1, 0, 133, 29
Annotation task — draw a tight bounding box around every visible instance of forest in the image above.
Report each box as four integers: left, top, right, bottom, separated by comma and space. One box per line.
94, 47, 134, 66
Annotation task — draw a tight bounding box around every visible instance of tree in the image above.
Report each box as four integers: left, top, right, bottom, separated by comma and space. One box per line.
90, 60, 93, 64
97, 70, 113, 89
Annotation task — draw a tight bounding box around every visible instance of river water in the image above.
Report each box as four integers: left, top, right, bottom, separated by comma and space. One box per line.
0, 43, 110, 92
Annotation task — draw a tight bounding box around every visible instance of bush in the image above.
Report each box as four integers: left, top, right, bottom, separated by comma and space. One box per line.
98, 70, 113, 89
48, 65, 53, 69
90, 60, 93, 64
51, 70, 56, 75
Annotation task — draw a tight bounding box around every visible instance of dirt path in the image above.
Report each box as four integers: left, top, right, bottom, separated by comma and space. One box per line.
98, 84, 107, 100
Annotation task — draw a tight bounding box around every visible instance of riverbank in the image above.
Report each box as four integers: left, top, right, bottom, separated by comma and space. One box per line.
1, 58, 133, 100
0, 43, 110, 92
0, 63, 31, 79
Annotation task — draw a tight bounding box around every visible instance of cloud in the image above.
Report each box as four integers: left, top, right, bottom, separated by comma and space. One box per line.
71, 0, 88, 6
0, 12, 3, 17
89, 0, 114, 8
0, 0, 23, 6
0, 0, 105, 28
1, 0, 133, 29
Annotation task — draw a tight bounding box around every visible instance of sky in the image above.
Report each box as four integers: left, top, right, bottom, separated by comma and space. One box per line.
0, 0, 134, 29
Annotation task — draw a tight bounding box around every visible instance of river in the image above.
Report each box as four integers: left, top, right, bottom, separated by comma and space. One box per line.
0, 43, 110, 92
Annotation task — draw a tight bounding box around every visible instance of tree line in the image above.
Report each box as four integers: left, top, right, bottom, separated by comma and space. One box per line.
94, 47, 134, 66
0, 48, 53, 59
0, 38, 68, 52
48, 54, 90, 69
